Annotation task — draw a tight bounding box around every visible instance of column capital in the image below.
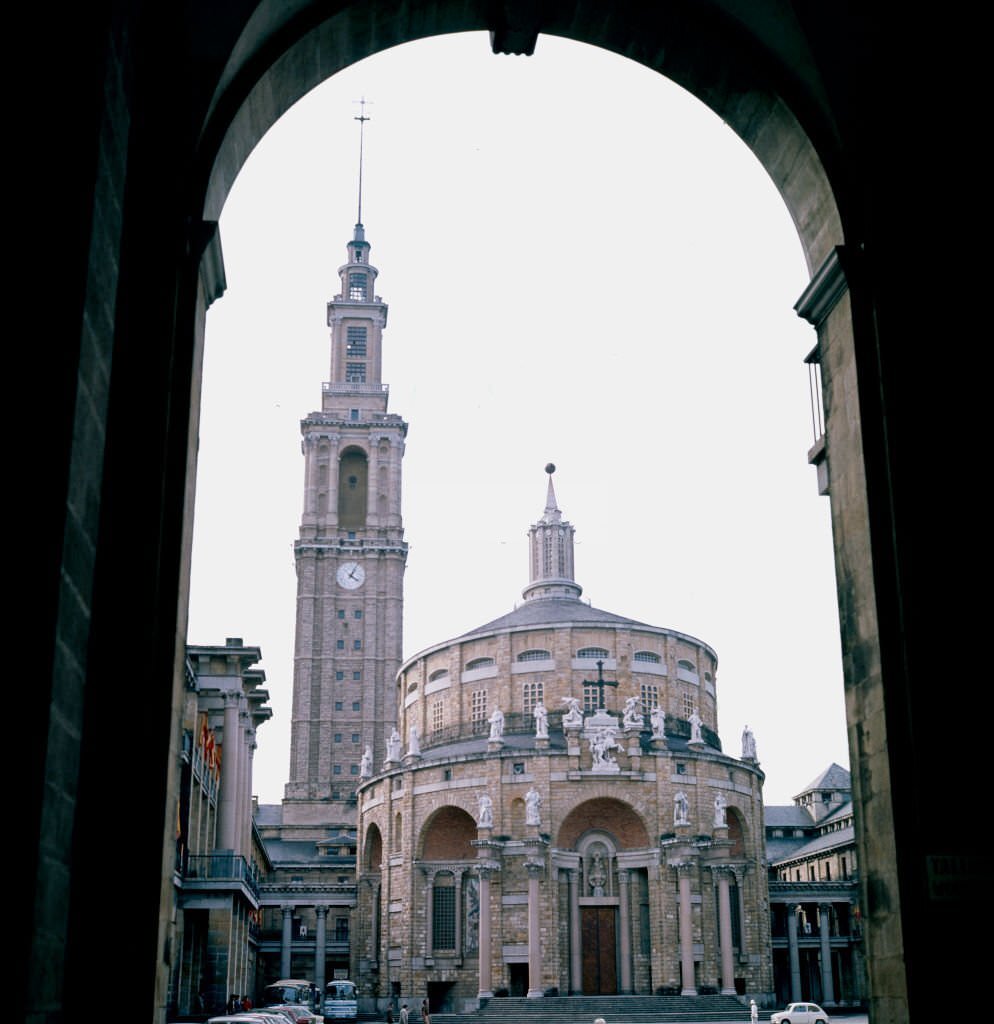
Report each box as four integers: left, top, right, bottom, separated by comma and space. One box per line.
314, 905, 329, 919
525, 859, 545, 879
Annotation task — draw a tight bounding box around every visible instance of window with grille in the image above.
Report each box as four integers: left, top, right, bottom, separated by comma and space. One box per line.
431, 700, 445, 732
683, 692, 695, 718
640, 683, 659, 715
335, 917, 350, 941
577, 647, 609, 660
517, 649, 551, 662
633, 650, 661, 664
346, 362, 366, 383
346, 326, 367, 355
349, 273, 368, 300
432, 877, 456, 949
466, 657, 494, 670
522, 680, 544, 714
583, 685, 600, 714
470, 689, 488, 723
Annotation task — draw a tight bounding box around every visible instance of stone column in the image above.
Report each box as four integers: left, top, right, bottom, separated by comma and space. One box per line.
787, 904, 802, 1002
618, 869, 633, 994
218, 691, 241, 851
526, 860, 544, 998
239, 716, 252, 857
372, 881, 382, 963
423, 868, 436, 961
281, 905, 295, 978
567, 869, 582, 994
454, 869, 465, 958
819, 903, 835, 1005
715, 868, 736, 995
315, 906, 328, 995
676, 863, 697, 996
477, 867, 494, 999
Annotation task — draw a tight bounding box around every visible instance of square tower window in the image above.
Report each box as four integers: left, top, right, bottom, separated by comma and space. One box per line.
346, 362, 366, 383
349, 273, 368, 300
346, 326, 367, 356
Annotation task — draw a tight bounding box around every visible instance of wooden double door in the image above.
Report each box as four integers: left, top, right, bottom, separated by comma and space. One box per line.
581, 906, 618, 995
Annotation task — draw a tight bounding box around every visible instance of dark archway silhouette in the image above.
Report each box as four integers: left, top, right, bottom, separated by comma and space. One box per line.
23, 6, 977, 1023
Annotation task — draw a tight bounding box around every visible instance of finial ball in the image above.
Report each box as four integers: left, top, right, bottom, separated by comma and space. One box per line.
545, 463, 556, 475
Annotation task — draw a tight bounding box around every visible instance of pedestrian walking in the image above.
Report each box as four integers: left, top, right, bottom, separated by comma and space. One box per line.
421, 997, 431, 1024
399, 1002, 410, 1024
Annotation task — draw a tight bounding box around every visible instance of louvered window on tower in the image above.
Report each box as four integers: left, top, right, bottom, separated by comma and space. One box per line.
349, 273, 368, 300
346, 326, 367, 355
346, 362, 366, 383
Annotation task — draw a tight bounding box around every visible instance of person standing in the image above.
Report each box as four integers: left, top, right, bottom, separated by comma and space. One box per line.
420, 998, 431, 1024
750, 999, 759, 1023
399, 1003, 409, 1024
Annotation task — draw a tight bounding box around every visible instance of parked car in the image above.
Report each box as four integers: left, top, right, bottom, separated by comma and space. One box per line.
207, 1014, 294, 1024
264, 1005, 319, 1024
770, 1003, 830, 1024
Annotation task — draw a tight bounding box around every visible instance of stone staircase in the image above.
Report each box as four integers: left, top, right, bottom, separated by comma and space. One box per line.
426, 993, 753, 1024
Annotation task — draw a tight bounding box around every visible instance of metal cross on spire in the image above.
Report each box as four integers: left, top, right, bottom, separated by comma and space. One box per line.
353, 97, 372, 226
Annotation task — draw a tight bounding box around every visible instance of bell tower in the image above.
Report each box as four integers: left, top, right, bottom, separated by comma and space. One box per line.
283, 110, 407, 827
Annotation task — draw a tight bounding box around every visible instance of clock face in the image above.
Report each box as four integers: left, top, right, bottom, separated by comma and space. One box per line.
336, 561, 365, 589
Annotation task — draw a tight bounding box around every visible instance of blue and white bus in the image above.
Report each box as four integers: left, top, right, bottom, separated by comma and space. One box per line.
323, 979, 357, 1021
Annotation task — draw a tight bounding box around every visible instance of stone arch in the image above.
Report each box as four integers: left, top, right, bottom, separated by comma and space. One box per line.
557, 797, 650, 851
363, 822, 383, 871
420, 805, 477, 861
338, 445, 368, 528
33, 5, 944, 1020
726, 806, 746, 858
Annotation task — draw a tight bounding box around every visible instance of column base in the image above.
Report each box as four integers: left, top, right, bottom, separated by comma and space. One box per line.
477, 991, 493, 1001
681, 988, 698, 996
526, 989, 543, 999
721, 987, 737, 995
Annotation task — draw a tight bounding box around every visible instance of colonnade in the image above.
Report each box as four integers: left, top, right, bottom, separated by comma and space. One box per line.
279, 904, 330, 991
783, 902, 838, 1005
400, 852, 745, 999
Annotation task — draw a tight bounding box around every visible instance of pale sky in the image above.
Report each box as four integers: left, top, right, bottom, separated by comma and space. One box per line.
188, 31, 849, 808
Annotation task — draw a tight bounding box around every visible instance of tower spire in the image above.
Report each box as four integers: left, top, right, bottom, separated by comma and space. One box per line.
353, 97, 371, 238
522, 463, 582, 602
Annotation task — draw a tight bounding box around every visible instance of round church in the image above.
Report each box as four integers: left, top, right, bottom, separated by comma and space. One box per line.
355, 466, 772, 1014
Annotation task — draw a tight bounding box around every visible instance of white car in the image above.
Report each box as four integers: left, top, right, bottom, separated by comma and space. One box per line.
770, 1004, 830, 1024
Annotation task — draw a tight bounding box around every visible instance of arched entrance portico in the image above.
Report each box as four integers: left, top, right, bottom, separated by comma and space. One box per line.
24, 6, 976, 1023
557, 799, 653, 996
